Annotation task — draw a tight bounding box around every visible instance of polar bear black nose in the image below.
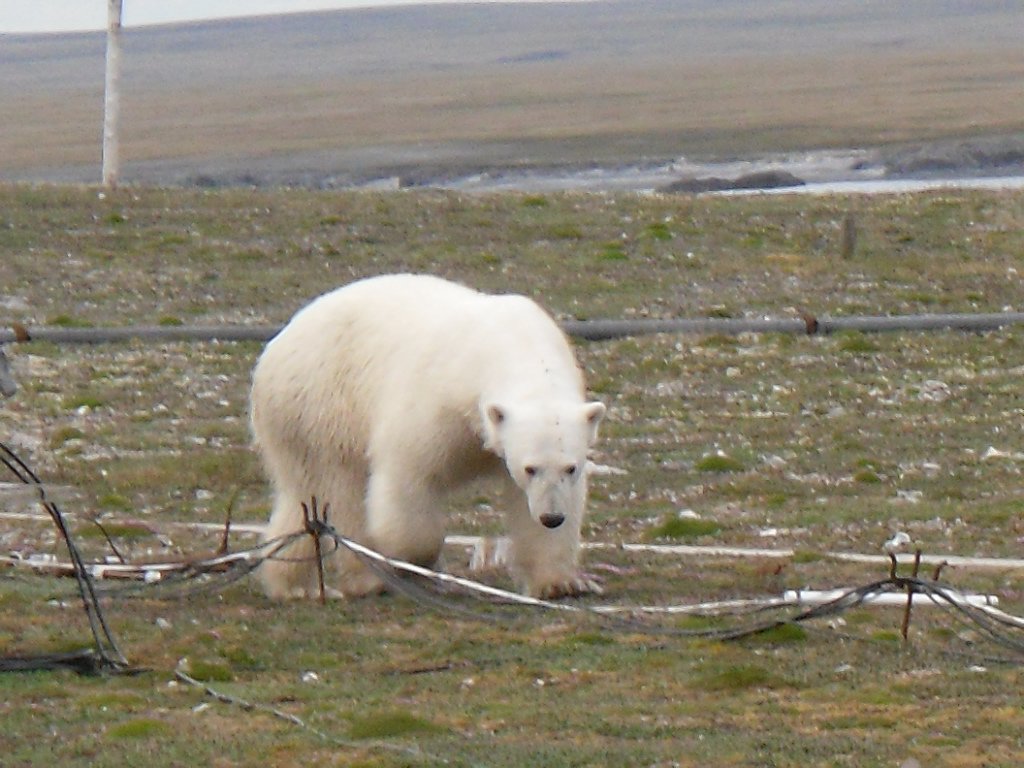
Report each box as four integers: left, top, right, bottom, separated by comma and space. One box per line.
539, 513, 565, 529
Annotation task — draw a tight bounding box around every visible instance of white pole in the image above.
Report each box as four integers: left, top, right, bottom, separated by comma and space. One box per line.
101, 0, 123, 188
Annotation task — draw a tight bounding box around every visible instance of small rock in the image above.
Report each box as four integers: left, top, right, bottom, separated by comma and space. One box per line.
894, 490, 923, 504
883, 532, 912, 553
586, 461, 627, 476
917, 380, 950, 402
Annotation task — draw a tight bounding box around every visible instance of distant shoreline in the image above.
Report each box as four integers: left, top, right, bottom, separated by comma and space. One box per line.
6, 133, 1024, 195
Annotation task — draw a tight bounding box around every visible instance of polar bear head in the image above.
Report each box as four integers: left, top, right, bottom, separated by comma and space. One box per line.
482, 400, 606, 529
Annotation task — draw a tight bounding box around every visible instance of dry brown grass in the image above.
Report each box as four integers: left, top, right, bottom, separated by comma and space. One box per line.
9, 48, 1024, 171
3, 4, 1024, 176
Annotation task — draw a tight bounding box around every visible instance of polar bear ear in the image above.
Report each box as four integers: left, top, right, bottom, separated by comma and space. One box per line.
582, 401, 606, 445
481, 402, 507, 453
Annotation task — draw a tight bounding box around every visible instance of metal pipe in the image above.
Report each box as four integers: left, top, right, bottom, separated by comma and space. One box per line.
2, 311, 1023, 345
563, 311, 1024, 341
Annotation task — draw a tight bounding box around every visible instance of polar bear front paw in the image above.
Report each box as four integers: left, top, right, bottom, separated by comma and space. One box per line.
534, 574, 603, 600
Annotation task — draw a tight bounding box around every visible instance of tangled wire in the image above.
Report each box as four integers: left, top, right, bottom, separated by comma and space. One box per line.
1, 442, 131, 673
3, 441, 1024, 675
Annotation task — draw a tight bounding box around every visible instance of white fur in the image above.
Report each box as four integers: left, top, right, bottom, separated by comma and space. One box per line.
251, 274, 605, 599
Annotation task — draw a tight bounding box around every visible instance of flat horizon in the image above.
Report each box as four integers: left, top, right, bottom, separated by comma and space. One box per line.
0, 0, 597, 34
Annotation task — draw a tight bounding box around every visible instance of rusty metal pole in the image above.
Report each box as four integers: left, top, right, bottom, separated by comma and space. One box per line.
101, 0, 123, 188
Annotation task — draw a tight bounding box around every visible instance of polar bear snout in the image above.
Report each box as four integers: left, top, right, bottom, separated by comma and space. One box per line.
539, 512, 566, 529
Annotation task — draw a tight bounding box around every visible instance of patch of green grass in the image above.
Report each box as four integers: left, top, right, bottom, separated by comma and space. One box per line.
80, 691, 147, 709
672, 615, 728, 632
869, 630, 904, 644
565, 631, 617, 647
695, 453, 745, 472
699, 663, 776, 691
644, 221, 673, 241
219, 644, 264, 669
899, 290, 940, 305
836, 332, 879, 353
47, 314, 92, 328
348, 709, 444, 739
822, 713, 899, 730
792, 550, 824, 564
755, 623, 808, 644
647, 516, 722, 540
80, 521, 152, 541
64, 394, 104, 410
181, 659, 234, 682
107, 719, 170, 740
96, 493, 134, 512
521, 194, 549, 208
547, 222, 584, 239
696, 333, 739, 348
49, 426, 86, 447
599, 242, 628, 261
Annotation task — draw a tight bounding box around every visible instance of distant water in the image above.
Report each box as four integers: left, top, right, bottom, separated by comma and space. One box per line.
437, 149, 1024, 195
718, 176, 1024, 197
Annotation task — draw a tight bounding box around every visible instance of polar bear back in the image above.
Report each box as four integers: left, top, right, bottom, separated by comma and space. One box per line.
250, 274, 586, 484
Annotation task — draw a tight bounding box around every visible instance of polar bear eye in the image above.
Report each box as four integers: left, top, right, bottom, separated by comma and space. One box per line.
564, 464, 578, 477
524, 466, 538, 478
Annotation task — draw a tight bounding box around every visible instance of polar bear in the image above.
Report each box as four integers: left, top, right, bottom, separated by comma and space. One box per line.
251, 274, 606, 600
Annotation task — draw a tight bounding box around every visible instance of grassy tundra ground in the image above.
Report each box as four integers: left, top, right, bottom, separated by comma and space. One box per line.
1, 184, 1023, 766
